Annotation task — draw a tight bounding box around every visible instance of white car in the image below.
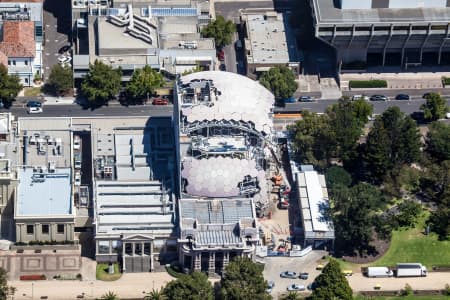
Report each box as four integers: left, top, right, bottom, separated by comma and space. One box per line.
287, 284, 305, 291
73, 135, 81, 150
28, 106, 42, 114
58, 55, 72, 65
74, 172, 81, 186
446, 112, 450, 119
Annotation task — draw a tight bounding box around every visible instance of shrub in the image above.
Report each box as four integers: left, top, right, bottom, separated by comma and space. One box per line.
349, 80, 388, 89
442, 77, 450, 86
400, 283, 413, 296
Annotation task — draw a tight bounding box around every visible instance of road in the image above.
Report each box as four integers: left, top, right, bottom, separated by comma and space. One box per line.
1, 103, 173, 118
276, 99, 450, 115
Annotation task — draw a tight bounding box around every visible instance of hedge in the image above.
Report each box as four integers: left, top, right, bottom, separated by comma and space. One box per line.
442, 77, 450, 85
349, 80, 387, 89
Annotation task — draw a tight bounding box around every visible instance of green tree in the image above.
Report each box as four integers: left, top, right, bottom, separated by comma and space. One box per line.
0, 268, 15, 300
201, 15, 235, 48
100, 291, 119, 300
219, 257, 271, 300
364, 107, 421, 182
144, 288, 167, 300
420, 93, 449, 121
259, 66, 298, 100
290, 111, 335, 169
396, 200, 422, 227
325, 166, 352, 190
81, 60, 122, 104
426, 121, 450, 162
0, 64, 22, 107
310, 259, 352, 300
429, 201, 450, 240
163, 272, 213, 300
125, 65, 164, 101
327, 98, 367, 162
350, 98, 373, 126
46, 64, 73, 96
333, 183, 386, 254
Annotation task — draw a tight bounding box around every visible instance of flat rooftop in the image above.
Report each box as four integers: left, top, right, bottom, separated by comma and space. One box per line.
19, 118, 71, 168
16, 168, 72, 217
244, 12, 298, 65
313, 0, 450, 24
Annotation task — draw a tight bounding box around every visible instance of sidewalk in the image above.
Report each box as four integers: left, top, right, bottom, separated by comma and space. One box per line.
11, 272, 175, 300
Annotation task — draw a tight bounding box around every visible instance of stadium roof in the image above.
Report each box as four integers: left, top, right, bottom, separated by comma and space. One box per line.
313, 0, 450, 25
181, 156, 267, 198
179, 71, 274, 134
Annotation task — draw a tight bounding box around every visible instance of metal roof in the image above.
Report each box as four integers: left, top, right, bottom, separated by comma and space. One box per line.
16, 168, 72, 217
181, 156, 267, 198
179, 71, 274, 135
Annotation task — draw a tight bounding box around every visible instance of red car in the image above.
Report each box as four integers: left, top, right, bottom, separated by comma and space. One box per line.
217, 50, 225, 61
152, 98, 168, 105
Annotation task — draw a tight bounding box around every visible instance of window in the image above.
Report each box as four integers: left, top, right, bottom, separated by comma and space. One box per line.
25, 60, 28, 66
144, 243, 151, 255
24, 78, 28, 84
57, 224, 64, 234
26, 225, 34, 234
7, 60, 11, 65
98, 241, 110, 254
12, 60, 16, 66
135, 243, 142, 255
42, 224, 49, 234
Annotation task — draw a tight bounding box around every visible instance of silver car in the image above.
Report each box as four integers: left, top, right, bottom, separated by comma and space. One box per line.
287, 284, 305, 291
280, 271, 297, 279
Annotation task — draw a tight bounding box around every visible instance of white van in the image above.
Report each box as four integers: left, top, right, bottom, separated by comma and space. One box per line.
352, 95, 369, 101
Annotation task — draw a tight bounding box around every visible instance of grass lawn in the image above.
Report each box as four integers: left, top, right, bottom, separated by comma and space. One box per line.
371, 214, 450, 268
96, 263, 122, 281
23, 87, 41, 97
354, 296, 450, 300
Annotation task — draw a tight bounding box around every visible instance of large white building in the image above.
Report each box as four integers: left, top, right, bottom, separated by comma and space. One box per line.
174, 71, 275, 274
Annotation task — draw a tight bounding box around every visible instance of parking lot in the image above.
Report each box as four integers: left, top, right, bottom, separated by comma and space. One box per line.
263, 251, 327, 298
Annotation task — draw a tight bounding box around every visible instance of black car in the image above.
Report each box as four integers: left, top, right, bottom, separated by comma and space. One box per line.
58, 44, 71, 54
299, 96, 314, 102
299, 272, 309, 280
26, 100, 42, 108
410, 111, 425, 122
395, 94, 410, 100
422, 92, 431, 99
370, 95, 388, 101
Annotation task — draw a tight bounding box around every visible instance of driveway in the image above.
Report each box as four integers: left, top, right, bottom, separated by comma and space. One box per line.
263, 251, 327, 299
43, 0, 72, 79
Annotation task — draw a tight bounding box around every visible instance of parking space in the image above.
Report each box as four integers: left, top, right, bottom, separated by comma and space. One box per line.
263, 251, 327, 299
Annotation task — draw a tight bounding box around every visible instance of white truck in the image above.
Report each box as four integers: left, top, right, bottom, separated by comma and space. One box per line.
396, 263, 427, 277
367, 267, 393, 278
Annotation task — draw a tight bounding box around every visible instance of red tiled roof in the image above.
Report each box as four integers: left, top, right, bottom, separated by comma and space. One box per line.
0, 21, 35, 60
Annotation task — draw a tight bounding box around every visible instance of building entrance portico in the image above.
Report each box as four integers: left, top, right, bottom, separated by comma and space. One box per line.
122, 234, 154, 273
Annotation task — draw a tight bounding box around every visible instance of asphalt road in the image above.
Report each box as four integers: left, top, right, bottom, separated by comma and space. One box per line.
276, 99, 450, 115
1, 103, 173, 118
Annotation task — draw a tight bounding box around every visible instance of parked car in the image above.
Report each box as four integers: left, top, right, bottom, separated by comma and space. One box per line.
422, 92, 431, 99
395, 94, 410, 100
283, 97, 296, 104
280, 271, 297, 279
74, 172, 81, 186
58, 55, 72, 65
410, 111, 425, 122
370, 95, 388, 101
26, 100, 42, 108
307, 283, 317, 291
58, 44, 71, 54
446, 112, 450, 119
287, 284, 305, 291
342, 270, 353, 276
316, 264, 325, 270
73, 135, 81, 150
235, 40, 243, 50
27, 106, 42, 114
152, 98, 169, 105
299, 272, 309, 280
352, 95, 369, 101
217, 50, 225, 61
299, 96, 314, 102
266, 281, 275, 293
